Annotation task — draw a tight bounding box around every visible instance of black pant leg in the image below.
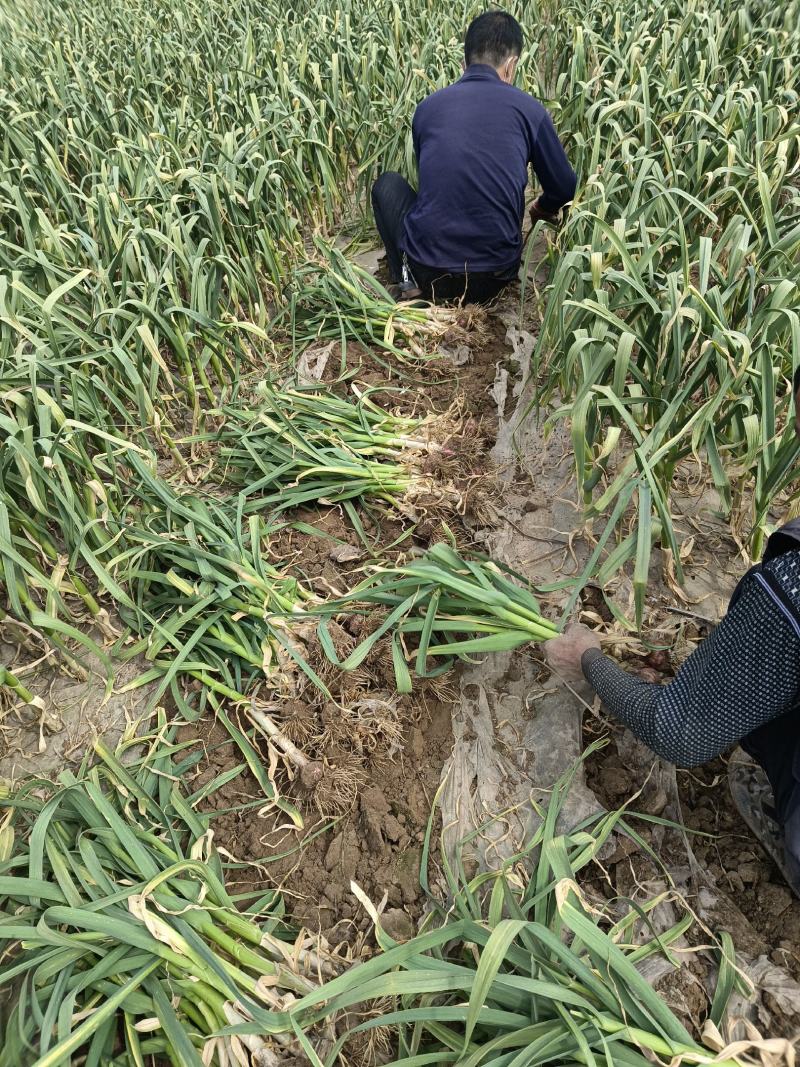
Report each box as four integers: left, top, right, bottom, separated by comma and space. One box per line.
741, 708, 800, 823
408, 262, 517, 306
463, 273, 515, 305
371, 173, 417, 284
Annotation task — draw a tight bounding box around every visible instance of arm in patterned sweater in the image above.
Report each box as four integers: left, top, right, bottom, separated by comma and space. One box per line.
580, 559, 800, 767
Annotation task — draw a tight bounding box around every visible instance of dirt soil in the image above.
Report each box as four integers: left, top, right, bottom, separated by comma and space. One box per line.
258, 272, 800, 1039
195, 271, 800, 959
177, 693, 453, 955
168, 300, 521, 954
162, 304, 518, 959
5, 251, 800, 1047
585, 698, 800, 973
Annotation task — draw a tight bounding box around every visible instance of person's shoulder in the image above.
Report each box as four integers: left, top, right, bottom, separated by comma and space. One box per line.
505, 85, 547, 113
501, 85, 549, 127
412, 84, 454, 125
763, 551, 800, 591
416, 82, 459, 109
759, 551, 800, 624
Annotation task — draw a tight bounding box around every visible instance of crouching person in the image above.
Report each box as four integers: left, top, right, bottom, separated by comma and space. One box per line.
372, 11, 576, 305
544, 369, 800, 894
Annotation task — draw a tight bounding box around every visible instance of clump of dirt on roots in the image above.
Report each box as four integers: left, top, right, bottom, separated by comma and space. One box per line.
176, 688, 454, 961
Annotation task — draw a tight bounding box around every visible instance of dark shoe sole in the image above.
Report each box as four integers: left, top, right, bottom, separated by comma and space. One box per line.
397, 287, 424, 302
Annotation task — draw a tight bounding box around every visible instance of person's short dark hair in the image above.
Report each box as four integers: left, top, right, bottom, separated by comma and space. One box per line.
464, 11, 523, 68
794, 365, 800, 398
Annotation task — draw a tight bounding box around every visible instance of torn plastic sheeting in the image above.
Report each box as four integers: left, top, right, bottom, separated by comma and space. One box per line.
438, 315, 600, 872
439, 650, 603, 873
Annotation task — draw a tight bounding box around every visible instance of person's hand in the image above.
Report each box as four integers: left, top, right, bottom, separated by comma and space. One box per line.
529, 198, 559, 226
543, 623, 601, 685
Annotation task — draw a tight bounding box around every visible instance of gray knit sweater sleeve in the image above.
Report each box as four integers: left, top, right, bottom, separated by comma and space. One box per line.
581, 560, 800, 767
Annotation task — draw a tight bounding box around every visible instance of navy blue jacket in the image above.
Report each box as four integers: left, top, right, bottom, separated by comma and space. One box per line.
401, 65, 577, 273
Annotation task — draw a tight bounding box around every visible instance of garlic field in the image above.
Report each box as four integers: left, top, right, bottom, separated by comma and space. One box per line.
1, 0, 799, 1063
